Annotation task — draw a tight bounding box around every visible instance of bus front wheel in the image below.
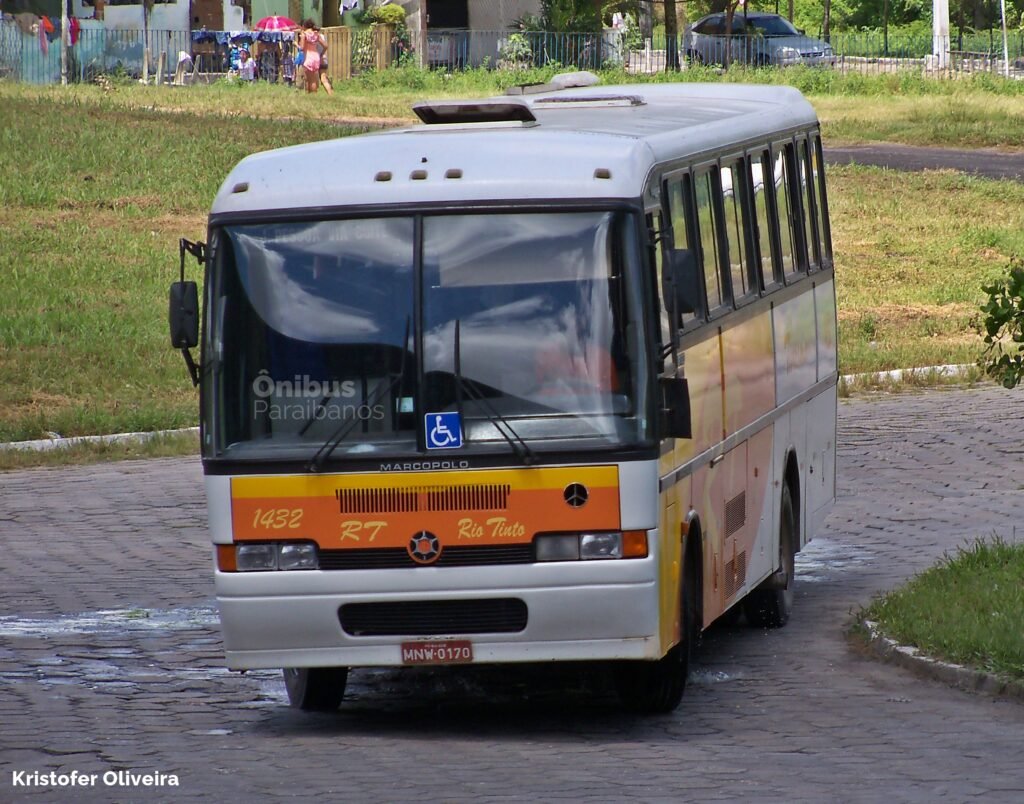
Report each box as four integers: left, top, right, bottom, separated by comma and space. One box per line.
614, 549, 697, 714
283, 666, 349, 711
744, 482, 796, 628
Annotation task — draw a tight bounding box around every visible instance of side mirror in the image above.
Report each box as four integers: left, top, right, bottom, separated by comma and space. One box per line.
663, 248, 702, 318
659, 376, 692, 439
169, 281, 199, 349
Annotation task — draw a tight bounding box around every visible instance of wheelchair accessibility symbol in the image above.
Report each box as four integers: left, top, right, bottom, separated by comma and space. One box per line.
425, 412, 463, 450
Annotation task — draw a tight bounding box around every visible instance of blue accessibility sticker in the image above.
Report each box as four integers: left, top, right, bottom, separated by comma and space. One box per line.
425, 412, 463, 450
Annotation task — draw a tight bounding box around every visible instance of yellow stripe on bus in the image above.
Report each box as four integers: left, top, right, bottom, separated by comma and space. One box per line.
231, 465, 619, 499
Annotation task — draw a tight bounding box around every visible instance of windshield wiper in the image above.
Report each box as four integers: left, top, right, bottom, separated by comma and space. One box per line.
307, 317, 411, 472
298, 392, 331, 437
453, 319, 535, 466
307, 373, 403, 472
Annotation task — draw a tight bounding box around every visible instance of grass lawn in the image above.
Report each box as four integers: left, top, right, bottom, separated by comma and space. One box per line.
2, 69, 1023, 447
0, 431, 199, 471
860, 538, 1024, 681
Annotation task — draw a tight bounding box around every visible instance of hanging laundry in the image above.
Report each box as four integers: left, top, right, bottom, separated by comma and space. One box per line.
40, 17, 61, 46
13, 13, 40, 35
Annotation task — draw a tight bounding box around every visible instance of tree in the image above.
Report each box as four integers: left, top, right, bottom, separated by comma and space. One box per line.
540, 0, 602, 30
142, 0, 153, 82
665, 0, 680, 69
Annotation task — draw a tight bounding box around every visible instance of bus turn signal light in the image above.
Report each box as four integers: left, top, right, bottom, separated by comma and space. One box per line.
622, 530, 648, 558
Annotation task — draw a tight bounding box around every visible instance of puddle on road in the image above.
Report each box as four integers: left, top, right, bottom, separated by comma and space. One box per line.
0, 603, 284, 702
0, 606, 219, 637
688, 667, 742, 686
797, 536, 875, 583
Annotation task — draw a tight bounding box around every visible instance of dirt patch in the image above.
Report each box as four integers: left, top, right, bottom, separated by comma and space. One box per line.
57, 195, 167, 213
837, 302, 975, 323
16, 208, 206, 236
324, 115, 413, 130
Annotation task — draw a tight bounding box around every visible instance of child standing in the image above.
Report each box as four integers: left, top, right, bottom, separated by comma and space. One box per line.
282, 40, 296, 86
237, 48, 255, 81
300, 19, 326, 94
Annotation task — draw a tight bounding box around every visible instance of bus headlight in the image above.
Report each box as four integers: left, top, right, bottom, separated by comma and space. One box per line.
535, 534, 581, 561
236, 543, 277, 571
279, 542, 318, 571
231, 542, 319, 572
535, 531, 647, 562
580, 532, 622, 559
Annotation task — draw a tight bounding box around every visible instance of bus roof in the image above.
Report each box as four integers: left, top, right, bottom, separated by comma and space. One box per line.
211, 82, 818, 217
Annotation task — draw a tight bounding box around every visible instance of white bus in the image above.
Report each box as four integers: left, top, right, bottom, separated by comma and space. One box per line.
170, 75, 837, 713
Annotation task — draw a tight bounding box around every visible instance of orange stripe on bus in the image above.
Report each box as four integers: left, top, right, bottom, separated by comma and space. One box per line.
230, 467, 621, 547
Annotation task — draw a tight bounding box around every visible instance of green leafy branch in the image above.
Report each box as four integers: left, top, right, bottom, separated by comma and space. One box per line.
979, 259, 1024, 389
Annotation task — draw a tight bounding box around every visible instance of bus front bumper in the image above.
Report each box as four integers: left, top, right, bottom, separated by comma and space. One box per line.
214, 560, 663, 670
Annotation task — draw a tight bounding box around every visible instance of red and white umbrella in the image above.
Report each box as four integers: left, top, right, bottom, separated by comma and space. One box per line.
254, 16, 300, 32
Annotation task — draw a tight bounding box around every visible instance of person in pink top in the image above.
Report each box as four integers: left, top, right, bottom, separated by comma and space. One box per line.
300, 19, 326, 93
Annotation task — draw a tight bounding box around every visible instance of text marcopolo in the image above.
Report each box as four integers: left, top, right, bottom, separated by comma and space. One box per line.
11, 769, 180, 788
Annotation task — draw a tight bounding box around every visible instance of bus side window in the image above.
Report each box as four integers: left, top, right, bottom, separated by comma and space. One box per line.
797, 137, 821, 270
665, 175, 704, 327
773, 143, 802, 282
723, 159, 756, 303
750, 150, 778, 290
810, 133, 833, 267
688, 169, 725, 313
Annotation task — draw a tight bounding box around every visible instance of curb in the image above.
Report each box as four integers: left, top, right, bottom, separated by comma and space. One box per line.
860, 619, 1024, 702
0, 427, 199, 453
840, 363, 973, 385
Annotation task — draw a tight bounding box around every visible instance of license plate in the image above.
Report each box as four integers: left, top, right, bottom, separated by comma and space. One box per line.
400, 639, 473, 665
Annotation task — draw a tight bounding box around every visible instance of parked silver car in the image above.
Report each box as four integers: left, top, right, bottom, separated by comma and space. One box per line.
686, 12, 836, 67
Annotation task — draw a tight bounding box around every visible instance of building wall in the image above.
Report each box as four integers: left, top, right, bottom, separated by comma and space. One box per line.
468, 0, 538, 30
395, 0, 541, 30
70, 1, 243, 32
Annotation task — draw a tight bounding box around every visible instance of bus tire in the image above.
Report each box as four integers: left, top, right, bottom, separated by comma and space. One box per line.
614, 548, 696, 714
744, 482, 796, 628
283, 666, 348, 711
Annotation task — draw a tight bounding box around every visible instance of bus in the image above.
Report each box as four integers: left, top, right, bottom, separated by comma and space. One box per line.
169, 75, 837, 714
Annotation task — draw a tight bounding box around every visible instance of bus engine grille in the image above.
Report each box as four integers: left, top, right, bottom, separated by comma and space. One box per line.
339, 598, 528, 636
335, 484, 510, 513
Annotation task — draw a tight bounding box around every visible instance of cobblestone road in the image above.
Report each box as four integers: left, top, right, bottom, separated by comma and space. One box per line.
1, 386, 1022, 802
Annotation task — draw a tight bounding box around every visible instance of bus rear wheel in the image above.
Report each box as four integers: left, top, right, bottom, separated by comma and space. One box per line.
283, 666, 348, 711
744, 482, 796, 628
615, 550, 697, 714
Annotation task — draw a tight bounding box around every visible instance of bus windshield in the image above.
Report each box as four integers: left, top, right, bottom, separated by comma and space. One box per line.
205, 210, 652, 461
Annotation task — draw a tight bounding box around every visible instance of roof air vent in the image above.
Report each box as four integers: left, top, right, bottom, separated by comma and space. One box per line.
412, 100, 536, 125
534, 95, 645, 107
